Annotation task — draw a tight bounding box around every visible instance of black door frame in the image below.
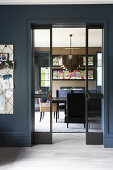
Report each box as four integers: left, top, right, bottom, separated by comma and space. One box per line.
28, 18, 108, 146
31, 25, 53, 144
86, 25, 103, 145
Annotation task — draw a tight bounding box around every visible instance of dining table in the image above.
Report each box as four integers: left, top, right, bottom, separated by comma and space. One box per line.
51, 97, 67, 103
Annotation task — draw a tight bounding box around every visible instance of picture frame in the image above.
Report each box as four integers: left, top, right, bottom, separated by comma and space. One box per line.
52, 69, 95, 80
0, 53, 9, 61
0, 62, 3, 69
3, 61, 14, 69
81, 55, 94, 66
52, 55, 63, 67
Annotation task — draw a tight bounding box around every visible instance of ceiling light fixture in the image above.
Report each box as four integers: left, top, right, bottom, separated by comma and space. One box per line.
68, 34, 73, 60
62, 34, 79, 72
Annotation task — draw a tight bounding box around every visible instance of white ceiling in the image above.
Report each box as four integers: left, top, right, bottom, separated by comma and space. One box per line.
34, 28, 102, 47
53, 28, 86, 47
0, 0, 113, 5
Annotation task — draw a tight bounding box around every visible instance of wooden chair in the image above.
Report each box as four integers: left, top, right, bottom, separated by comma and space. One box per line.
37, 90, 58, 122
39, 98, 58, 122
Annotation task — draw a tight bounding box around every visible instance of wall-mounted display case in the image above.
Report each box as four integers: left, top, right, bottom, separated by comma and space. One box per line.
52, 69, 94, 80
52, 55, 96, 80
0, 45, 14, 114
52, 55, 95, 68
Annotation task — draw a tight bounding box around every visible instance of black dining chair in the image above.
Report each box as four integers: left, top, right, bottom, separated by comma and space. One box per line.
55, 90, 71, 120
65, 93, 85, 128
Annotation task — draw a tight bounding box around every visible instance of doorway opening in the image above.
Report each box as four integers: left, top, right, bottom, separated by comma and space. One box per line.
32, 25, 103, 145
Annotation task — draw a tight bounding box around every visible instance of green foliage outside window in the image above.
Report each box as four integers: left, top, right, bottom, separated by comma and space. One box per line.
41, 67, 50, 87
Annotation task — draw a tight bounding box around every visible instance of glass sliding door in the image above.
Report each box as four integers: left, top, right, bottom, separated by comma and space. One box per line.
86, 25, 103, 144
32, 26, 52, 144
52, 27, 86, 133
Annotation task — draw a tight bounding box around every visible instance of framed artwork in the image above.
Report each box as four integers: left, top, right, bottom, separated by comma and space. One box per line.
52, 55, 62, 66
52, 69, 94, 80
0, 62, 3, 69
82, 56, 94, 66
0, 53, 9, 61
3, 61, 14, 69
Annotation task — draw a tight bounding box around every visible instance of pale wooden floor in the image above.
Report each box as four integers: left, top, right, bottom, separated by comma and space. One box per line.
0, 133, 113, 170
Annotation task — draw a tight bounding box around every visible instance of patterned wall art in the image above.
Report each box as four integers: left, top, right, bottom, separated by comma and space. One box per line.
0, 45, 14, 114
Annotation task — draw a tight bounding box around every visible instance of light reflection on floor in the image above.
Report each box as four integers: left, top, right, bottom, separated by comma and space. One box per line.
35, 111, 102, 133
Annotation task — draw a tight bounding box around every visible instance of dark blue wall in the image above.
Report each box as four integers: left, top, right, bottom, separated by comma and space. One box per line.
0, 5, 112, 147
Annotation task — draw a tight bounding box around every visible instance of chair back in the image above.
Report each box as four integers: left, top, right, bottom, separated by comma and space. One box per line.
56, 90, 71, 97
72, 89, 84, 93
88, 97, 101, 113
37, 90, 47, 104
67, 93, 85, 117
88, 90, 101, 113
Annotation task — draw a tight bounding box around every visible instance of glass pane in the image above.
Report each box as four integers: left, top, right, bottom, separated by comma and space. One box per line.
88, 29, 102, 47
34, 29, 51, 133
34, 29, 50, 47
41, 67, 50, 87
88, 28, 103, 133
97, 67, 102, 86
52, 28, 86, 133
97, 53, 102, 67
34, 29, 50, 94
41, 81, 50, 87
35, 97, 50, 132
0, 45, 14, 114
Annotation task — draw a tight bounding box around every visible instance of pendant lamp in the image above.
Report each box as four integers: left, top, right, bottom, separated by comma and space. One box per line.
62, 34, 79, 72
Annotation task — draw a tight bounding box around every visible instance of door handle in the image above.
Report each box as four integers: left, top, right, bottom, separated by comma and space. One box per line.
86, 92, 103, 100
86, 92, 91, 101
88, 92, 91, 100
47, 91, 52, 101
91, 93, 103, 99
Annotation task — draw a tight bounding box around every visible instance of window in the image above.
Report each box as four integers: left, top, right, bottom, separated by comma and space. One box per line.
97, 53, 102, 86
41, 67, 50, 87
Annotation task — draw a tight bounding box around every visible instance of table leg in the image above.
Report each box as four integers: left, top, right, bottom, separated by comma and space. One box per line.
56, 112, 57, 122
57, 111, 59, 119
